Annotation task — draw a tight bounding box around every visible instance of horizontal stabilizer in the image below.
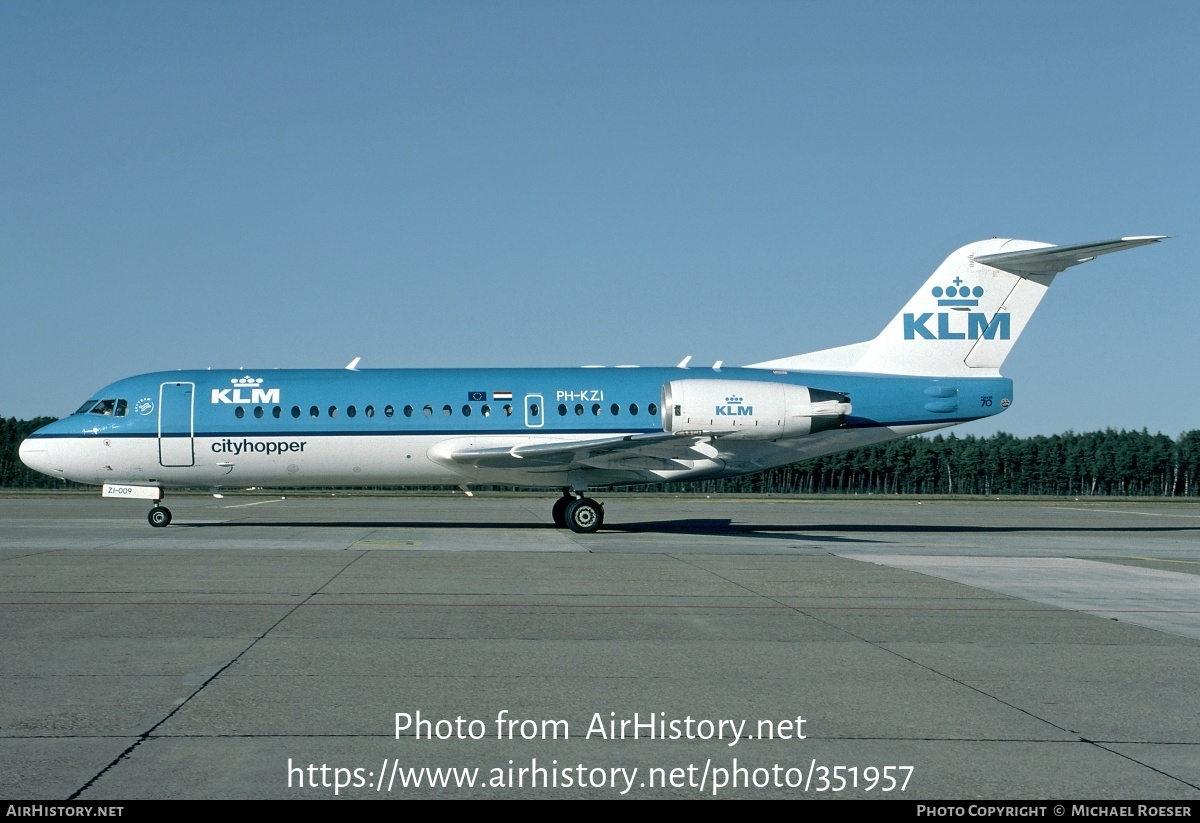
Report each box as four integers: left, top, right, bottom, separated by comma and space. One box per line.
751, 235, 1166, 377
974, 236, 1167, 276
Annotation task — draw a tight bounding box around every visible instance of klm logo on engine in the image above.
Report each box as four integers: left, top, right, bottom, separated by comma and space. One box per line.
903, 279, 1010, 340
715, 394, 753, 416
211, 375, 281, 404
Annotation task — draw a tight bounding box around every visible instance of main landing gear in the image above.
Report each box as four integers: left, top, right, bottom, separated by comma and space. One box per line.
148, 505, 172, 527
551, 489, 603, 534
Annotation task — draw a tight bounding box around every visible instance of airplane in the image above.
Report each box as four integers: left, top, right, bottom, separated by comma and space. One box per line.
19, 236, 1165, 532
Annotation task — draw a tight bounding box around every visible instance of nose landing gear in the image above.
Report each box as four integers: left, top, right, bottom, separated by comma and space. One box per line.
148, 505, 172, 527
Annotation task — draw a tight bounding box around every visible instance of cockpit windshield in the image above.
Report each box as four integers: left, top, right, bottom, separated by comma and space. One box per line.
74, 399, 129, 417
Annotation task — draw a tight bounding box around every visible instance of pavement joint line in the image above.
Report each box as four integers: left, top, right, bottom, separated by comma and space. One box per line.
65, 549, 372, 801
1084, 739, 1200, 792
1041, 506, 1200, 519
785, 555, 1084, 737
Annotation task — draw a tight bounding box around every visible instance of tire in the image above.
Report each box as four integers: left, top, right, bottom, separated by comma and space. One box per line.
148, 506, 172, 528
565, 497, 603, 534
551, 496, 570, 528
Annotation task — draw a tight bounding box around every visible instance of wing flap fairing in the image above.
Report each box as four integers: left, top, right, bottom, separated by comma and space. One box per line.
448, 432, 705, 469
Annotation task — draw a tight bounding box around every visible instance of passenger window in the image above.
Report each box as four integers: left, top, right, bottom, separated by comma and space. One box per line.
347, 405, 357, 418
310, 405, 320, 418
629, 403, 639, 415
423, 405, 433, 418
503, 404, 513, 416
235, 407, 245, 419
610, 403, 620, 416
365, 405, 375, 418
442, 405, 452, 417
482, 404, 491, 417
115, 399, 128, 417
328, 406, 338, 418
386, 405, 395, 418
558, 404, 567, 416
253, 406, 264, 419
648, 403, 658, 416
291, 406, 301, 419
529, 403, 540, 417
574, 404, 584, 416
592, 403, 601, 416
462, 404, 472, 417
404, 405, 413, 418
273, 406, 282, 419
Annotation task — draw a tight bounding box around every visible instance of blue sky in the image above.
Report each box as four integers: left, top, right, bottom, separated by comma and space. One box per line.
3, 2, 1195, 438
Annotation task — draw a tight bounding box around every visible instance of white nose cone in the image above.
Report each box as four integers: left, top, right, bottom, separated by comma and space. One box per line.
18, 438, 57, 477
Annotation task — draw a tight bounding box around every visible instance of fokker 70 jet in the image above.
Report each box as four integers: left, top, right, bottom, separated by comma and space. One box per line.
19, 236, 1164, 532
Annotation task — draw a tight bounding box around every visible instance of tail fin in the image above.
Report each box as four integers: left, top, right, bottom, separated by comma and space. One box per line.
750, 236, 1166, 376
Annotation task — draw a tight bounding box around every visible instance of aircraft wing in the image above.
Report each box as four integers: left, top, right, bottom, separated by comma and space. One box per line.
974, 236, 1167, 276
449, 432, 719, 471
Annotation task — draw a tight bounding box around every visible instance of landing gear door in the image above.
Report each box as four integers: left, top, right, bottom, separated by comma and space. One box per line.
158, 382, 195, 467
524, 394, 544, 428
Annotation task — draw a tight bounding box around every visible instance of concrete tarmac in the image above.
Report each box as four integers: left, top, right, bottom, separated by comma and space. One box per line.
2, 493, 1199, 800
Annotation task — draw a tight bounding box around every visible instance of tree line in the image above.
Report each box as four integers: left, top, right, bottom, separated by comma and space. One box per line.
3, 416, 1199, 496
645, 429, 1200, 497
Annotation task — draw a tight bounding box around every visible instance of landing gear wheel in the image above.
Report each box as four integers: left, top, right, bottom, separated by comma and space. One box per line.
551, 496, 571, 529
148, 506, 172, 528
564, 497, 603, 534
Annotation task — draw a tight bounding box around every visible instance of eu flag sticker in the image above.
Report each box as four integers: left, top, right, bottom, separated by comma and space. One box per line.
467, 391, 486, 402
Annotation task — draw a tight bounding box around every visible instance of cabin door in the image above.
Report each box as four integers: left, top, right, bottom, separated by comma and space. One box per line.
158, 382, 195, 467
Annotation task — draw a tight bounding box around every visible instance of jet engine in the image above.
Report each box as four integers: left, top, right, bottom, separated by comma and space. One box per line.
661, 379, 851, 440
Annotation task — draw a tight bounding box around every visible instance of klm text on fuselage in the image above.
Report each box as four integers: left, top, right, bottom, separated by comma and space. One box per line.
211, 388, 281, 404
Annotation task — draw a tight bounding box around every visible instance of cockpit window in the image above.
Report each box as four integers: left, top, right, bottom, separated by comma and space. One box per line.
114, 399, 128, 417
90, 399, 116, 416
74, 400, 99, 415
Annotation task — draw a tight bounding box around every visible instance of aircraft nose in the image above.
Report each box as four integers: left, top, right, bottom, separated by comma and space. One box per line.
19, 436, 59, 478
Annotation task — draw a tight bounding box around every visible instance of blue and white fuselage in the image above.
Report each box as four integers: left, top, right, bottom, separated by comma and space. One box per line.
20, 366, 1012, 489
19, 236, 1165, 531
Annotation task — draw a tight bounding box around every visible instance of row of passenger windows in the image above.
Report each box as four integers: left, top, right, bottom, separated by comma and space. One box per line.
230, 402, 658, 420
234, 403, 515, 420
557, 402, 657, 417
72, 396, 659, 422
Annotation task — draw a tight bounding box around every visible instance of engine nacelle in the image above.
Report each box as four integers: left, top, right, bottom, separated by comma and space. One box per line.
661, 379, 851, 440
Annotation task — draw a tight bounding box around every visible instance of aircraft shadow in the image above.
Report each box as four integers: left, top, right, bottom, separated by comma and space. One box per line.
182, 518, 1197, 542
184, 518, 882, 543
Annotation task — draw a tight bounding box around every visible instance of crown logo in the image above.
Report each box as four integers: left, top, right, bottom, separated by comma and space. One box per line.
932, 277, 983, 307
725, 395, 743, 404
231, 375, 264, 387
